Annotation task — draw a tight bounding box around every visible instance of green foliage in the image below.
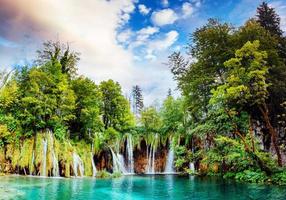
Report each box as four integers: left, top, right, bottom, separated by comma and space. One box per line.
100, 80, 134, 131
140, 106, 162, 133
103, 127, 120, 146
212, 40, 269, 107
111, 171, 122, 178
271, 171, 286, 185
160, 97, 184, 135
18, 62, 76, 134
235, 170, 268, 183
96, 170, 111, 178
174, 145, 190, 170
71, 77, 103, 140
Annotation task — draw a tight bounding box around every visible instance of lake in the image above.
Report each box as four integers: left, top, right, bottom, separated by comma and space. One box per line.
0, 175, 286, 200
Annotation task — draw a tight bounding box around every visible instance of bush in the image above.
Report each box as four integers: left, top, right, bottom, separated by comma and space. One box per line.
111, 171, 122, 178
271, 171, 286, 185
96, 170, 111, 178
235, 170, 268, 183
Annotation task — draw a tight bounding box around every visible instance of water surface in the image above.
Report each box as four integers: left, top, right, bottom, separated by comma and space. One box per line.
0, 175, 285, 200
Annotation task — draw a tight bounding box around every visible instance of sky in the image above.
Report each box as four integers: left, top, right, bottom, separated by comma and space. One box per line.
0, 0, 286, 105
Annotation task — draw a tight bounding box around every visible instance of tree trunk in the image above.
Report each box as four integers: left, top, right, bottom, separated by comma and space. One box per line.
259, 103, 282, 167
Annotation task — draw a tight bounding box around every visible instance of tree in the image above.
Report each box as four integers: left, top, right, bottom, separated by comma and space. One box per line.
140, 106, 162, 133
169, 19, 234, 126
100, 80, 134, 131
211, 40, 282, 166
160, 96, 184, 135
256, 2, 283, 36
167, 88, 172, 97
18, 61, 76, 136
132, 85, 144, 116
36, 40, 80, 78
71, 77, 103, 140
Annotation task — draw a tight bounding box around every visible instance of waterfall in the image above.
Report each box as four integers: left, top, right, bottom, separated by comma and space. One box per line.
164, 144, 175, 174
91, 153, 97, 177
146, 145, 156, 174
91, 144, 97, 177
126, 134, 134, 174
30, 151, 34, 175
41, 139, 48, 176
73, 152, 84, 177
189, 162, 195, 173
52, 151, 59, 177
145, 134, 158, 174
48, 132, 59, 177
151, 146, 155, 173
110, 148, 127, 174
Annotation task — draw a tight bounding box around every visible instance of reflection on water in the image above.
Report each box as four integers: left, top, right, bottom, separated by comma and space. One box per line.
0, 175, 286, 200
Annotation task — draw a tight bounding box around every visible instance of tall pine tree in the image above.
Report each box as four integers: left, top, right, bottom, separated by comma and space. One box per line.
256, 2, 283, 36
132, 85, 144, 116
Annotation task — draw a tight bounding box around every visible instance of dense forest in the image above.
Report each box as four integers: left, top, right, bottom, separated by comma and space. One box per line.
0, 2, 286, 185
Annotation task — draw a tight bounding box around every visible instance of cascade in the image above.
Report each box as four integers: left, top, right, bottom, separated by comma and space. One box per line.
30, 151, 35, 175
164, 142, 175, 174
41, 139, 48, 176
91, 153, 97, 177
146, 145, 156, 174
126, 134, 134, 174
73, 152, 85, 177
91, 144, 96, 177
52, 151, 59, 177
110, 148, 127, 174
145, 134, 158, 174
48, 132, 59, 177
151, 145, 155, 173
189, 162, 195, 173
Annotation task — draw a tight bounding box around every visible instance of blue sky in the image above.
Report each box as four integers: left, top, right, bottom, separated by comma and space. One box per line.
0, 0, 285, 105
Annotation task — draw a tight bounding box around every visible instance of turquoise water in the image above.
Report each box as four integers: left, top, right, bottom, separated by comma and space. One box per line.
0, 175, 286, 200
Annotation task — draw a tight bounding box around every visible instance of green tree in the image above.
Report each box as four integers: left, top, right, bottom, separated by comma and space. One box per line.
18, 61, 76, 136
169, 19, 234, 124
100, 80, 134, 131
140, 106, 162, 133
71, 77, 103, 140
160, 96, 184, 135
211, 40, 282, 166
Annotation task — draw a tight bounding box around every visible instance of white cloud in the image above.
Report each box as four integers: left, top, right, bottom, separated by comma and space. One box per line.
162, 0, 169, 7
117, 29, 133, 43
137, 26, 159, 41
149, 30, 179, 50
128, 26, 159, 49
151, 9, 178, 26
145, 30, 179, 60
182, 2, 194, 18
0, 0, 137, 91
0, 0, 179, 106
138, 4, 151, 15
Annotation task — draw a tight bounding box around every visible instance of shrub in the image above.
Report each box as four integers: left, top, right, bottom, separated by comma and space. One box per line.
235, 170, 268, 183
271, 171, 286, 185
96, 170, 111, 178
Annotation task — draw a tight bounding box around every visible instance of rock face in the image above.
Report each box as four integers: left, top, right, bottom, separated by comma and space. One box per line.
133, 140, 168, 174
95, 150, 112, 172
0, 133, 174, 176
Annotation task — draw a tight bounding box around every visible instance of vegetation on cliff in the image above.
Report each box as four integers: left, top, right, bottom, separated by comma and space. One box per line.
0, 1, 286, 185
